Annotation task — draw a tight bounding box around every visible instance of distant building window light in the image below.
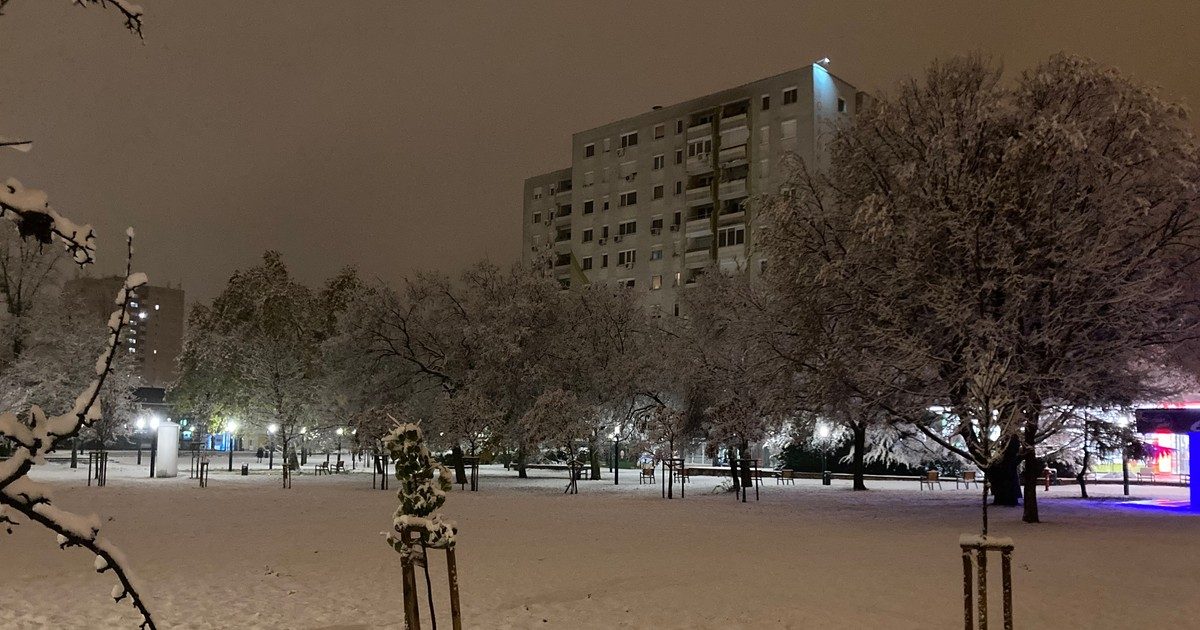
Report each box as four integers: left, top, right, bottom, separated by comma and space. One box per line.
783, 87, 798, 105
154, 304, 159, 310
651, 275, 662, 290
129, 347, 136, 353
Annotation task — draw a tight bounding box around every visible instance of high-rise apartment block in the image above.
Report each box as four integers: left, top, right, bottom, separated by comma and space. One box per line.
66, 276, 186, 389
523, 63, 861, 313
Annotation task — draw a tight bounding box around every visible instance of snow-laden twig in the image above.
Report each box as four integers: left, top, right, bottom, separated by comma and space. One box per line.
0, 228, 156, 629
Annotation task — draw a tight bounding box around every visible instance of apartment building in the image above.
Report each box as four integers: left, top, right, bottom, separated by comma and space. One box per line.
66, 276, 186, 389
523, 63, 862, 314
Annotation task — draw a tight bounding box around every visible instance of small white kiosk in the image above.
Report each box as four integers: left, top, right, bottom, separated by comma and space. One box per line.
154, 421, 180, 478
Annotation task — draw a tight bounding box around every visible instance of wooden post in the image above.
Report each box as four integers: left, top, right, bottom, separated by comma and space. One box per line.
960, 535, 1015, 630
400, 529, 421, 630
446, 546, 463, 630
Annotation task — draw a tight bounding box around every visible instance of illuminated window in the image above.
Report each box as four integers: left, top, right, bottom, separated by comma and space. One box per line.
650, 275, 662, 290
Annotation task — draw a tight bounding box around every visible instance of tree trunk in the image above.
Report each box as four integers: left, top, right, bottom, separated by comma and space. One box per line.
589, 433, 601, 480
851, 421, 867, 491
452, 445, 467, 485
1021, 417, 1041, 524
516, 444, 528, 479
1077, 424, 1090, 499
728, 445, 740, 491
985, 438, 1022, 506
70, 438, 78, 469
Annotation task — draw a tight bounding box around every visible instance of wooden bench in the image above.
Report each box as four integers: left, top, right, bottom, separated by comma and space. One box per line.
1136, 466, 1156, 483
920, 470, 942, 490
333, 461, 346, 473
776, 469, 796, 485
639, 466, 655, 484
314, 462, 330, 475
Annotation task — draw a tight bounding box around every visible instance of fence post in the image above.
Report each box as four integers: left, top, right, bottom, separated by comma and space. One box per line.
959, 534, 1015, 630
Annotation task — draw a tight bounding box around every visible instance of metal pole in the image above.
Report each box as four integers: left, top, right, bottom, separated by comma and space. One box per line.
227, 433, 234, 472
613, 438, 620, 485
149, 432, 158, 478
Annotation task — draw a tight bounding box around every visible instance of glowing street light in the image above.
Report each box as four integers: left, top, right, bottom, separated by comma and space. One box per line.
816, 423, 832, 439
816, 57, 830, 66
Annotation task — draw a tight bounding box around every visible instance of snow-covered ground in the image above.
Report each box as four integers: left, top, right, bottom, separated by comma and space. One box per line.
1, 455, 1196, 629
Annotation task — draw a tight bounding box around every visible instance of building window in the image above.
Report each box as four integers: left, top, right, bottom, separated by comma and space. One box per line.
582, 228, 593, 243
653, 184, 664, 200
783, 87, 798, 105
760, 125, 769, 146
651, 275, 663, 290
603, 196, 610, 211
650, 248, 663, 261
602, 225, 610, 238
582, 256, 593, 270
675, 149, 683, 165
532, 212, 541, 224
837, 97, 847, 113
533, 186, 543, 199
584, 143, 595, 158
583, 171, 595, 187
687, 138, 712, 157
618, 220, 637, 236
621, 279, 636, 289
676, 120, 683, 134
620, 131, 638, 148
584, 199, 594, 214
759, 158, 769, 179
601, 254, 608, 268
673, 211, 682, 225
603, 138, 611, 152
675, 181, 683, 195
619, 191, 637, 207
652, 154, 665, 170
761, 94, 770, 110
718, 225, 746, 248
618, 249, 636, 266
781, 119, 797, 139
654, 123, 665, 139
673, 303, 680, 316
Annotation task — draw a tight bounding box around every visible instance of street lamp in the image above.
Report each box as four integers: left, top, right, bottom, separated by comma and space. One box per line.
816, 422, 832, 485
335, 428, 344, 467
226, 420, 239, 471
267, 424, 278, 470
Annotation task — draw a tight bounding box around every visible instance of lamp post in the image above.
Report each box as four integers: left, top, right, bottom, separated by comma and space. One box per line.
135, 417, 146, 465
268, 424, 277, 470
611, 429, 621, 486
335, 428, 344, 467
226, 420, 239, 472
817, 422, 832, 485
148, 415, 160, 478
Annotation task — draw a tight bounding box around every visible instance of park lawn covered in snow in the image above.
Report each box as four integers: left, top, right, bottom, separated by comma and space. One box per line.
1, 459, 1197, 629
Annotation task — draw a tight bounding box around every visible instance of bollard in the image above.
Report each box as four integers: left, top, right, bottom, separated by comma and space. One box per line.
241, 464, 249, 476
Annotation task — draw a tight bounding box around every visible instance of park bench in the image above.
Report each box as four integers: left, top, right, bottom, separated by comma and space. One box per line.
776, 469, 796, 485
955, 470, 980, 489
334, 461, 346, 473
639, 465, 655, 484
920, 470, 942, 490
314, 462, 330, 475
1136, 467, 1156, 483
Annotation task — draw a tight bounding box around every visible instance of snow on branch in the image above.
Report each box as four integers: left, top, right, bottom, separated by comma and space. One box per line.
0, 178, 97, 265
0, 227, 156, 629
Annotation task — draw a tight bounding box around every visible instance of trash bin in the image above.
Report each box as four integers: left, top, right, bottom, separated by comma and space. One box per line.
821, 470, 832, 486
241, 464, 249, 476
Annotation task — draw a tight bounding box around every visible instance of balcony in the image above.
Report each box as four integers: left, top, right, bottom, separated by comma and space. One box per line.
554, 230, 572, 243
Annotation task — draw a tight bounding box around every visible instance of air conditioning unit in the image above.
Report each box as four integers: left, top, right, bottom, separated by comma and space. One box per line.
623, 262, 634, 269
696, 153, 708, 162
624, 173, 636, 181
669, 225, 680, 232
613, 235, 623, 243
616, 147, 626, 157
598, 238, 607, 245
543, 220, 551, 227
651, 227, 662, 236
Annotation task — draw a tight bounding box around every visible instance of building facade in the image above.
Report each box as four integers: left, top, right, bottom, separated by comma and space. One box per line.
66, 276, 186, 390
523, 63, 861, 314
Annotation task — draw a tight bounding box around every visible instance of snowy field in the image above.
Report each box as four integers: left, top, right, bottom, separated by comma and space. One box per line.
1, 456, 1196, 629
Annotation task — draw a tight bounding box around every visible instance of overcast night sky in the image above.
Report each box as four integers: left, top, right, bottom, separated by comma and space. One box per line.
1, 0, 1197, 302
